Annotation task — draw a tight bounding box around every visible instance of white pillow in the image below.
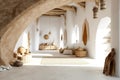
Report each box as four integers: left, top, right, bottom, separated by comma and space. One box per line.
63, 50, 72, 55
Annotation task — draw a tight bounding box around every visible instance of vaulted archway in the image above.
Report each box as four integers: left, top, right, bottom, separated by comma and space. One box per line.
0, 0, 75, 66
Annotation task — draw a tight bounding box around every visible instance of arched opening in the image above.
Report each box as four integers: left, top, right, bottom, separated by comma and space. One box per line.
95, 17, 111, 66
0, 0, 74, 66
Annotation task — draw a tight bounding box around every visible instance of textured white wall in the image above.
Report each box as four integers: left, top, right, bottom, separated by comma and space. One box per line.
111, 0, 120, 77
30, 21, 39, 52
117, 0, 120, 77
86, 1, 111, 59
14, 16, 63, 52
74, 0, 111, 59
75, 5, 86, 48
14, 21, 39, 52
66, 10, 75, 48
14, 24, 33, 52
38, 16, 61, 48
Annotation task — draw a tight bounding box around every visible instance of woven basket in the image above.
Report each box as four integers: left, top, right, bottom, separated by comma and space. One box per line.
75, 50, 87, 57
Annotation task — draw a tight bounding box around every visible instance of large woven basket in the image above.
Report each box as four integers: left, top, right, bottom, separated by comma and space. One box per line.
75, 50, 87, 57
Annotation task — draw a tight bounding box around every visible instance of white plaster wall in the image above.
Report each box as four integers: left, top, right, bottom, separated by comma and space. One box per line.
74, 0, 111, 59
14, 21, 39, 52
14, 24, 33, 52
29, 22, 39, 52
14, 16, 63, 52
29, 24, 35, 52
64, 0, 111, 60
59, 15, 66, 48
117, 0, 120, 77
38, 16, 61, 48
34, 23, 40, 51
75, 6, 86, 48
85, 2, 96, 58
86, 1, 111, 59
66, 10, 75, 48
111, 0, 120, 77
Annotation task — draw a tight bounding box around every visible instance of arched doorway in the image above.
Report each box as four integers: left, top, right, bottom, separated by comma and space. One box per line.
95, 17, 111, 66
0, 0, 74, 66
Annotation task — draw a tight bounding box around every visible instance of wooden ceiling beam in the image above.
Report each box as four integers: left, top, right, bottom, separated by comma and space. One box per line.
42, 0, 98, 16
75, 0, 99, 8
43, 10, 66, 16
46, 11, 66, 14
73, 0, 98, 3
42, 5, 76, 16
50, 8, 66, 12
42, 14, 61, 16
59, 5, 76, 12
77, 2, 86, 8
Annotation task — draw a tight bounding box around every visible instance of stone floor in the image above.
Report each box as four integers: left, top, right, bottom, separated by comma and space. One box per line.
0, 66, 120, 80
0, 50, 120, 80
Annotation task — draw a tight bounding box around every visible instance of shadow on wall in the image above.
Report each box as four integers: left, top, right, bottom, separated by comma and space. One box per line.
95, 17, 111, 65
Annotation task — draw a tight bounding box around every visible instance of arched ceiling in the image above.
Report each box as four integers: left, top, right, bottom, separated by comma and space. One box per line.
0, 0, 97, 38
0, 0, 46, 37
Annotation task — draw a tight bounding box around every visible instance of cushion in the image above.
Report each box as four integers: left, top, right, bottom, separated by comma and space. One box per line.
63, 49, 73, 55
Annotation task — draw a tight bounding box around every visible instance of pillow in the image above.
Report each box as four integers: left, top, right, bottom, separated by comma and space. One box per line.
63, 49, 73, 55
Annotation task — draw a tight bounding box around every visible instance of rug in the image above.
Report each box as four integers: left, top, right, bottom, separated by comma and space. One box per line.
40, 58, 88, 65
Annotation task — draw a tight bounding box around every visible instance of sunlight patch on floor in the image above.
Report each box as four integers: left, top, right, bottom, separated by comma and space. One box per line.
23, 54, 103, 68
